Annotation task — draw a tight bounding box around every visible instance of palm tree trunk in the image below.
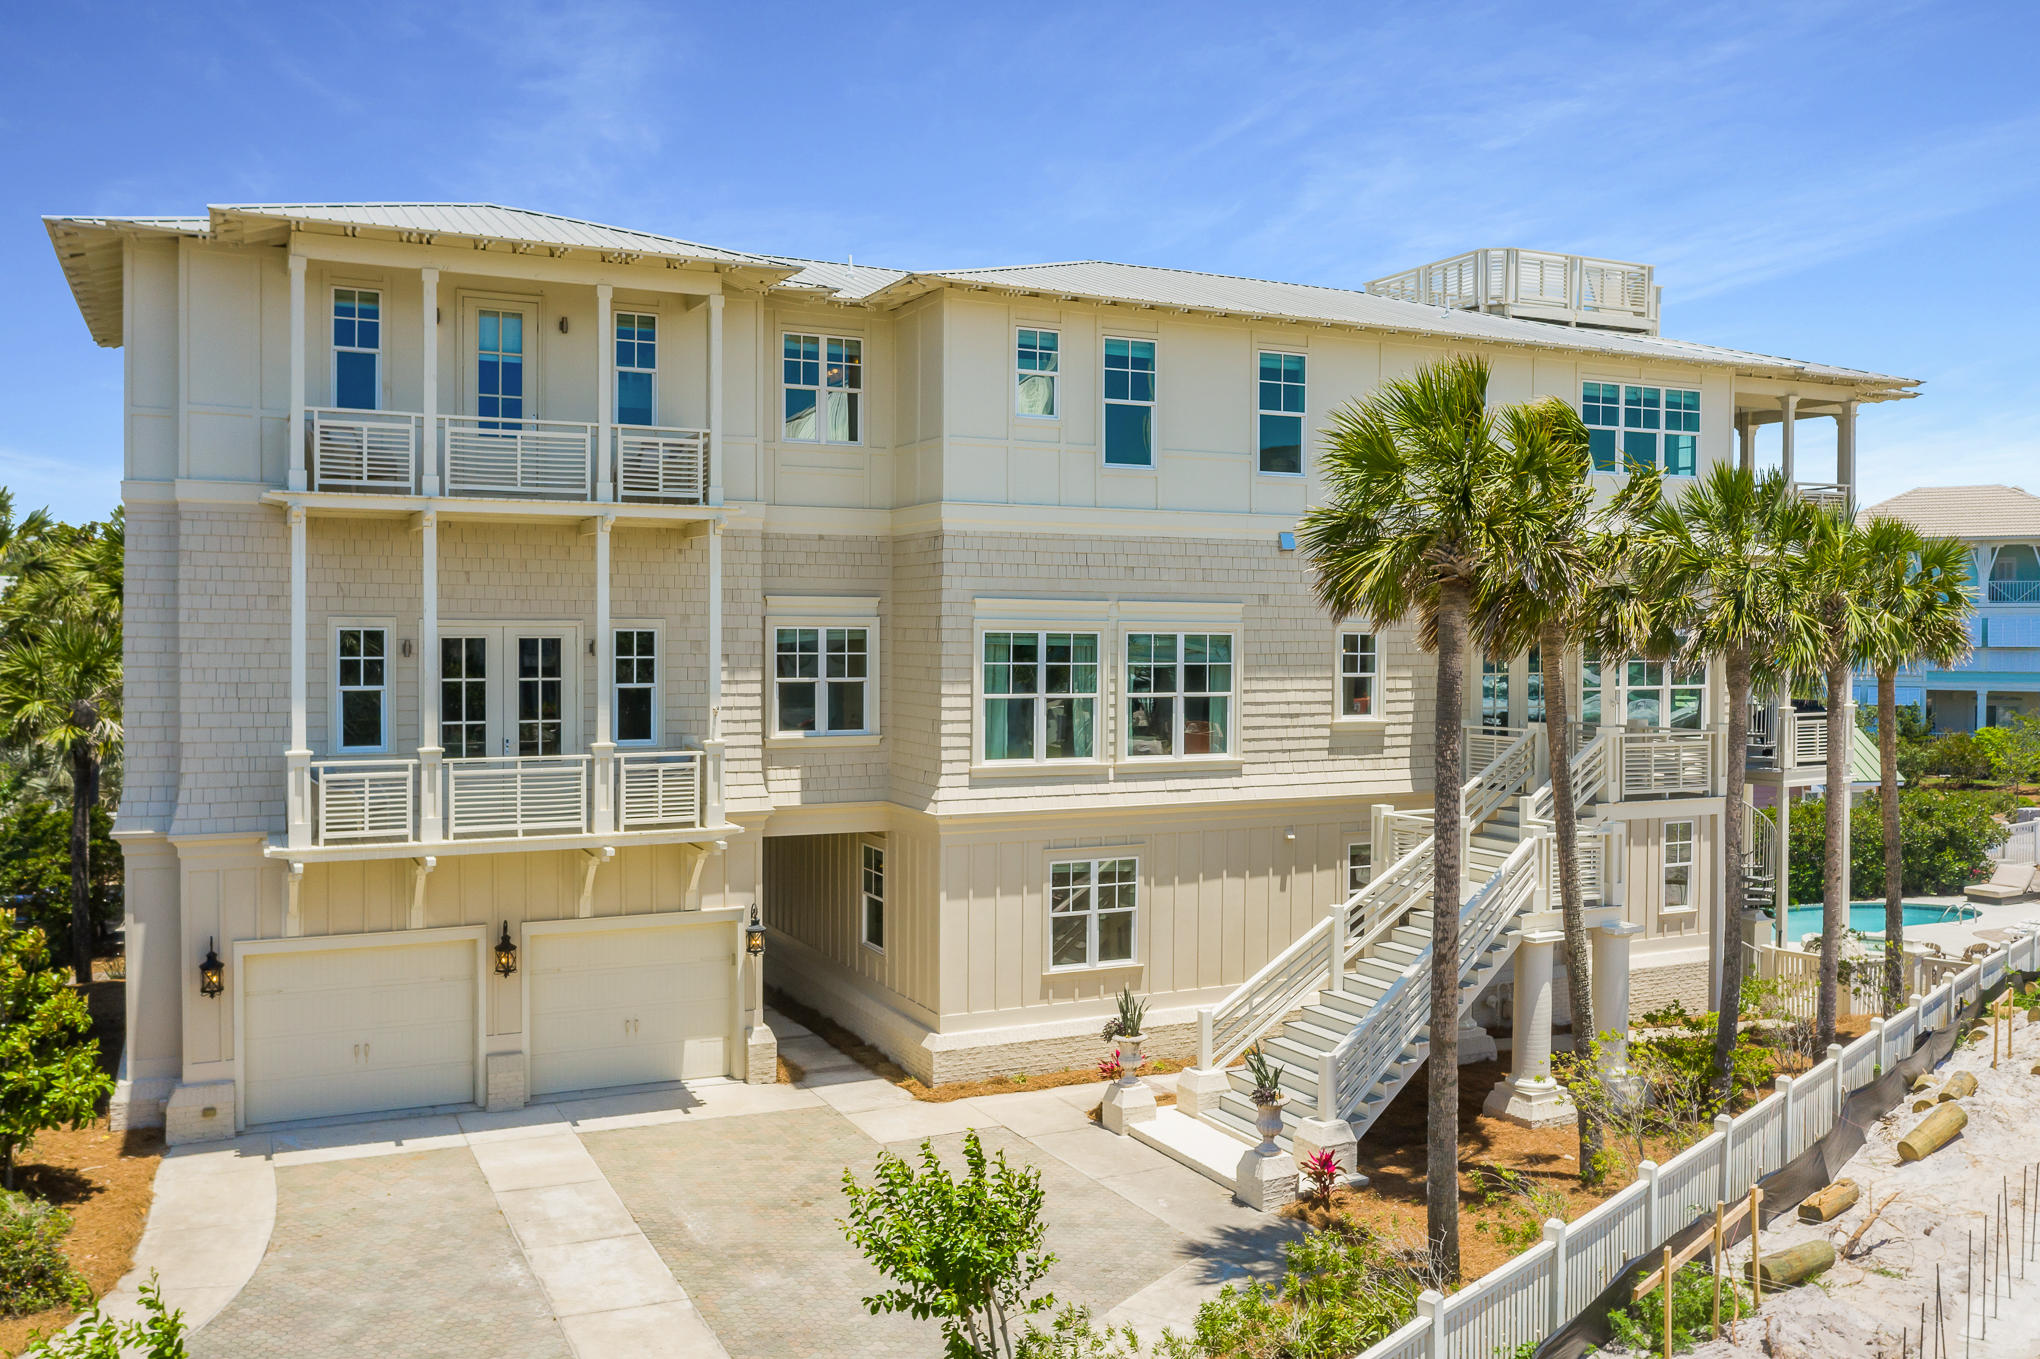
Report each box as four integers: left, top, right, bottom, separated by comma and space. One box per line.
1429, 582, 1469, 1282
68, 743, 96, 987
1713, 650, 1753, 1101
1879, 669, 1903, 1014
1540, 622, 1602, 1184
1818, 659, 1851, 1050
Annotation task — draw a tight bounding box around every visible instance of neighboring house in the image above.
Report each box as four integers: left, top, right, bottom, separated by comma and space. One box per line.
44, 210, 1915, 1150
1855, 484, 2040, 732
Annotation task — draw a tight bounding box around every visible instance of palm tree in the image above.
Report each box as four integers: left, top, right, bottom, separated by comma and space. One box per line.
1299, 355, 1556, 1278
1635, 467, 1807, 1097
1856, 523, 1973, 1012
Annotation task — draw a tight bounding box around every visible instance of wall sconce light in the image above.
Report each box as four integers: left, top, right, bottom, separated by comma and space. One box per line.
1284, 827, 1296, 842
494, 921, 519, 977
557, 316, 569, 334
745, 906, 767, 957
199, 938, 225, 998
401, 639, 414, 658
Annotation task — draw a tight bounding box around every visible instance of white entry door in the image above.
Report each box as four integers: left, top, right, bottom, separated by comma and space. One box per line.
527, 922, 732, 1097
241, 939, 477, 1127
438, 627, 575, 759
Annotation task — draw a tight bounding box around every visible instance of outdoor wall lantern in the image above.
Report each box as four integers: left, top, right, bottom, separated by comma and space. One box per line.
494, 921, 519, 978
198, 938, 225, 998
745, 906, 767, 957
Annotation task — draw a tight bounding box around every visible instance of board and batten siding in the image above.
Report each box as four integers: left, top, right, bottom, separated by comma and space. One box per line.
763, 825, 940, 1021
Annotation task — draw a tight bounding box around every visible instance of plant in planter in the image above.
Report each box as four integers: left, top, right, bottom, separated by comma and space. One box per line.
1099, 987, 1149, 1078
1243, 1044, 1288, 1149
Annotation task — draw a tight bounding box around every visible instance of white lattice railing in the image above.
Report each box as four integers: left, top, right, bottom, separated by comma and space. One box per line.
308, 408, 423, 493
617, 751, 703, 829
441, 415, 595, 498
445, 755, 590, 838
615, 425, 708, 502
312, 759, 416, 842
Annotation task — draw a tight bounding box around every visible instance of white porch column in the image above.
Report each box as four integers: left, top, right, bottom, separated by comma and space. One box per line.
286, 506, 311, 849
416, 510, 443, 843
1591, 920, 1642, 1079
1774, 788, 1791, 947
707, 292, 725, 507
1484, 930, 1576, 1126
1978, 689, 1990, 732
595, 283, 614, 502
1835, 400, 1857, 504
702, 521, 726, 828
287, 256, 308, 491
1736, 411, 1754, 473
1779, 393, 1798, 486
419, 267, 439, 496
591, 514, 616, 834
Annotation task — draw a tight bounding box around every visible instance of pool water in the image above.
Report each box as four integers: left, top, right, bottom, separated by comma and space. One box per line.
1779, 902, 1978, 938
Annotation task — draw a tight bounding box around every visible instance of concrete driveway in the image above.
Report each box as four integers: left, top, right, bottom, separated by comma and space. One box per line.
110, 1013, 1291, 1358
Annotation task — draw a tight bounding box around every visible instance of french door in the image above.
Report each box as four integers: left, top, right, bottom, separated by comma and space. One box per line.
438, 627, 575, 757
461, 300, 537, 427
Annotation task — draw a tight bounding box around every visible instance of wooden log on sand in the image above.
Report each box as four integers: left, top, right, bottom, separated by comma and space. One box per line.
1798, 1179, 1861, 1223
1898, 1104, 1968, 1162
1749, 1241, 1836, 1288
1912, 1073, 1936, 1093
1937, 1071, 1978, 1103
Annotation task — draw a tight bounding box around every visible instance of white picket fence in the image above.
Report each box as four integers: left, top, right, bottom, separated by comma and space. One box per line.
1357, 929, 2040, 1359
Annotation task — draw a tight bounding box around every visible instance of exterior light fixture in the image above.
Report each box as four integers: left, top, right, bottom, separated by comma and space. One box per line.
494, 921, 519, 978
198, 938, 225, 998
557, 316, 569, 334
745, 906, 767, 957
1284, 827, 1296, 841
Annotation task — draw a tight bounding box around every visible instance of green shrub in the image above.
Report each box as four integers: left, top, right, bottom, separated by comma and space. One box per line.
0, 1190, 90, 1318
1608, 1260, 1749, 1354
1925, 732, 1994, 783
1017, 1304, 1192, 1357
1183, 1226, 1436, 1358
26, 1272, 187, 1357
1787, 788, 2013, 904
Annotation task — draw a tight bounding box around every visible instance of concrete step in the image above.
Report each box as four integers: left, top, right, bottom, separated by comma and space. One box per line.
1129, 1107, 1253, 1193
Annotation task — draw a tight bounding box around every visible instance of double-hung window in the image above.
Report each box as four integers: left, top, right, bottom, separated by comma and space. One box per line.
614, 629, 657, 744
1582, 382, 1699, 475
1103, 338, 1156, 467
1338, 632, 1378, 717
982, 631, 1099, 762
1126, 632, 1232, 758
774, 626, 871, 734
1049, 857, 1136, 968
335, 626, 388, 751
1663, 820, 1694, 911
615, 312, 656, 426
1257, 351, 1306, 475
1347, 842, 1373, 895
332, 288, 381, 411
861, 843, 885, 951
1016, 328, 1059, 418
783, 333, 862, 444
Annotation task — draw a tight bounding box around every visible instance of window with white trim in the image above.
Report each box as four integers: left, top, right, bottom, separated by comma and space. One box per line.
1103, 337, 1156, 467
332, 288, 381, 411
1663, 820, 1694, 911
1016, 328, 1059, 418
983, 631, 1099, 762
1624, 659, 1707, 730
1339, 632, 1377, 717
783, 333, 862, 444
1049, 857, 1136, 968
615, 312, 656, 426
861, 843, 885, 951
614, 629, 657, 745
1126, 632, 1232, 757
335, 626, 388, 751
1582, 382, 1699, 476
1347, 841, 1372, 895
774, 626, 872, 734
1257, 351, 1306, 475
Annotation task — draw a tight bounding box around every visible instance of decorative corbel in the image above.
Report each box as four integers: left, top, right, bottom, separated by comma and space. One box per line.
284, 860, 305, 938
409, 856, 436, 929
578, 846, 615, 918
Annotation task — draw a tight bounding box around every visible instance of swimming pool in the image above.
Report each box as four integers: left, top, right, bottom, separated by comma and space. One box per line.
1779, 902, 1979, 938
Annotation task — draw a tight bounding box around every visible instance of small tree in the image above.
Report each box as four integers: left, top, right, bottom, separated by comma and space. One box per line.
840, 1130, 1055, 1359
0, 927, 113, 1188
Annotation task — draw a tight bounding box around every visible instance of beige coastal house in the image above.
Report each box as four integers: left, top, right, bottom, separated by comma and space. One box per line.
44, 206, 1912, 1162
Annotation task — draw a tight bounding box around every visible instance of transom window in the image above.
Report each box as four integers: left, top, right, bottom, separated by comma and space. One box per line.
861, 843, 885, 951
1016, 328, 1059, 418
332, 288, 381, 411
1103, 338, 1156, 467
336, 626, 388, 751
1339, 632, 1377, 717
1049, 858, 1136, 968
1582, 382, 1699, 475
1348, 841, 1372, 896
1126, 632, 1232, 758
615, 312, 656, 426
983, 631, 1099, 762
614, 629, 657, 744
1663, 820, 1694, 911
774, 626, 871, 734
783, 333, 862, 444
1257, 351, 1306, 475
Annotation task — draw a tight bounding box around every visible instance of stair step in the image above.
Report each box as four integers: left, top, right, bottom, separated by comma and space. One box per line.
1229, 1063, 1317, 1101
1129, 1108, 1254, 1192
1271, 1014, 1350, 1051
1315, 985, 1383, 1019
1389, 927, 1430, 950
1355, 957, 1409, 984
1371, 941, 1421, 968
1301, 1000, 1370, 1032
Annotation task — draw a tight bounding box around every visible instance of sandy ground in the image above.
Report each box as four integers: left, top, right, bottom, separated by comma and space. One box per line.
1676, 1006, 2040, 1359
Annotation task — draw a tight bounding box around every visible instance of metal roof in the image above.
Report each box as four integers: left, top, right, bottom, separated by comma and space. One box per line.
765, 256, 912, 301
1861, 485, 2040, 540
44, 214, 212, 347
859, 260, 1917, 394
205, 202, 782, 267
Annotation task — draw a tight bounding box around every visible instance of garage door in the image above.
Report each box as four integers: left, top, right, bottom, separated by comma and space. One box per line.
528, 922, 731, 1098
242, 939, 477, 1127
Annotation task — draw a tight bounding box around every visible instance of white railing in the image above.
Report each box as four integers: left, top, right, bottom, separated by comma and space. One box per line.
1463, 725, 1523, 778
442, 416, 596, 499
312, 759, 416, 841
1792, 481, 1850, 513
617, 750, 703, 829
1357, 925, 2040, 1359
445, 755, 591, 838
1989, 578, 2040, 604
1365, 249, 1657, 332
1528, 731, 1610, 823
1750, 704, 1828, 772
308, 408, 423, 493
1612, 727, 1719, 798
615, 425, 709, 503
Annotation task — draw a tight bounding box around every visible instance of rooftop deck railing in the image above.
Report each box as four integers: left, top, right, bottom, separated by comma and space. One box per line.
1365, 248, 1657, 332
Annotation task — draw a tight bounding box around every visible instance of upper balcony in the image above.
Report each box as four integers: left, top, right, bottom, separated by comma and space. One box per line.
1747, 700, 1828, 775
303, 409, 708, 503
1365, 248, 1659, 334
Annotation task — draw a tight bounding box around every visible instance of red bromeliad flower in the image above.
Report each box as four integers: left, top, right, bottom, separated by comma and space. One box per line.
1098, 1049, 1124, 1082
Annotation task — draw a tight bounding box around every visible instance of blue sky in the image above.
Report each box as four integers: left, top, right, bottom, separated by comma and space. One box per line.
4, 0, 2036, 525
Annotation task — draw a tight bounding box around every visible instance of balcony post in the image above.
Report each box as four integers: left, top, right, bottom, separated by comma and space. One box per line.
1774, 786, 1791, 948
1779, 392, 1798, 486
595, 283, 614, 502
416, 509, 443, 843
1736, 411, 1754, 473
591, 513, 616, 834
1835, 400, 1856, 504
419, 267, 439, 496
286, 506, 311, 848
707, 292, 725, 507
287, 256, 307, 492
703, 520, 726, 827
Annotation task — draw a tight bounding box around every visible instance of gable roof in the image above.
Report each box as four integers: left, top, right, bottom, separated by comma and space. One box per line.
1861, 485, 2040, 540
